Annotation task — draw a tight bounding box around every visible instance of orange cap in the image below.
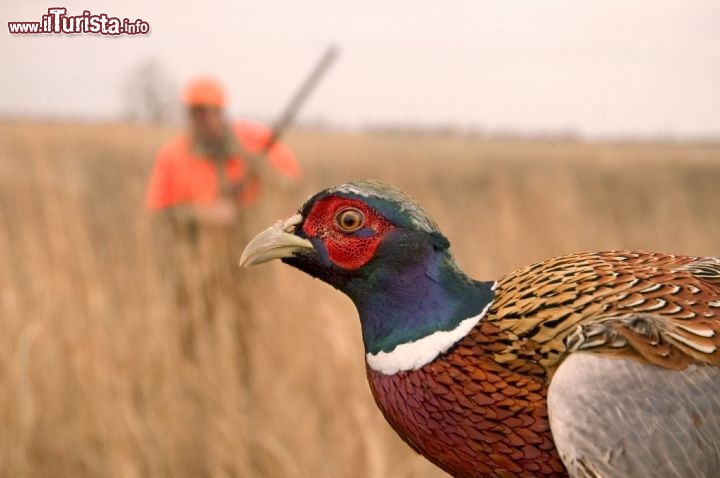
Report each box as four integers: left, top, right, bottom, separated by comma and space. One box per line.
183, 77, 225, 107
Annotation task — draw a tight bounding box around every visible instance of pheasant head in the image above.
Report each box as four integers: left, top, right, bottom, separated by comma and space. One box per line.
240, 180, 495, 369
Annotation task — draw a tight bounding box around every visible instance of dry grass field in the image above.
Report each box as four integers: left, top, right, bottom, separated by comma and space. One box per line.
1, 120, 719, 477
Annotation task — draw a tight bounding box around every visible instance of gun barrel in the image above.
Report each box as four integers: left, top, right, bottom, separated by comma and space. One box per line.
265, 45, 339, 152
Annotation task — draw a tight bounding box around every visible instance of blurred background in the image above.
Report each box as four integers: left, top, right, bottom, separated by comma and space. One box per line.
1, 1, 719, 477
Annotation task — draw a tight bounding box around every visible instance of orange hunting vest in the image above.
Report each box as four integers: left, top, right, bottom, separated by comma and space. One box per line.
145, 119, 301, 211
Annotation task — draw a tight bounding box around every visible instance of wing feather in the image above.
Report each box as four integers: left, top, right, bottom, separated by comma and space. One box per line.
548, 354, 720, 478
488, 251, 720, 372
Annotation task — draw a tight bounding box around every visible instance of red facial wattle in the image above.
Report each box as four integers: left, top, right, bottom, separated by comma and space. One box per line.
302, 196, 394, 270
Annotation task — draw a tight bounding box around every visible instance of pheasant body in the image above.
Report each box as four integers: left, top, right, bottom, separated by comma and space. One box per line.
239, 181, 720, 477
367, 250, 720, 477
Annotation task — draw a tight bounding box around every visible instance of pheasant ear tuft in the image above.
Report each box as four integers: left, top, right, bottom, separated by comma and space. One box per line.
429, 232, 450, 251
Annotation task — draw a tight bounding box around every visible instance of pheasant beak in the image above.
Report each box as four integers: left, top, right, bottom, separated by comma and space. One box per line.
239, 213, 315, 267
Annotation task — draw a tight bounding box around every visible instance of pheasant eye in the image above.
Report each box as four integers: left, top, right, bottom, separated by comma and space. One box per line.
335, 208, 365, 232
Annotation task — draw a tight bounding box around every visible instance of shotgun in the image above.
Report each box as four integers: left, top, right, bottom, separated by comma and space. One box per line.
230, 45, 339, 195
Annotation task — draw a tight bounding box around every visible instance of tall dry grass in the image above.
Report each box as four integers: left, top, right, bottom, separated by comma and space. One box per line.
0, 120, 719, 477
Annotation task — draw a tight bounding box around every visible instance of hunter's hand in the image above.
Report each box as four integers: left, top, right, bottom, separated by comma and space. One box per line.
198, 199, 237, 225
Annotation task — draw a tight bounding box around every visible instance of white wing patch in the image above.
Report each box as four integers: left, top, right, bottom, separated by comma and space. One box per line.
366, 298, 494, 375
548, 354, 720, 477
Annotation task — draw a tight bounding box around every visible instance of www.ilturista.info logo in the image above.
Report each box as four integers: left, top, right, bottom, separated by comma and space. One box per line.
8, 8, 150, 35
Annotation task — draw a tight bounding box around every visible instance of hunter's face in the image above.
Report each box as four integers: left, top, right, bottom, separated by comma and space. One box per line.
190, 105, 224, 141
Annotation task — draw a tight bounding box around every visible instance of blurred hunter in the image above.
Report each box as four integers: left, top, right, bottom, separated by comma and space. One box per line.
145, 77, 301, 363
146, 76, 301, 223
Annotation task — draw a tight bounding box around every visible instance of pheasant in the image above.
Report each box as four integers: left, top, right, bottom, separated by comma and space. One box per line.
239, 180, 720, 478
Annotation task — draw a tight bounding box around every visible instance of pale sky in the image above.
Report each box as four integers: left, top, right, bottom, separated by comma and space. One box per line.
2, 0, 719, 138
